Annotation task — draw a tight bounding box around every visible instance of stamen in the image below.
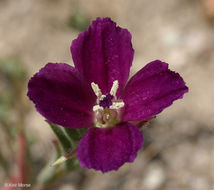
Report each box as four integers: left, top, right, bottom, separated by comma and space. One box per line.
93, 105, 104, 112
110, 80, 119, 97
110, 102, 125, 109
91, 82, 102, 98
99, 95, 106, 101
91, 80, 124, 128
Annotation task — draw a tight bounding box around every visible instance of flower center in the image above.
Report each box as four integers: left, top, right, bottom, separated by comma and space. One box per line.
91, 80, 125, 128
99, 94, 113, 108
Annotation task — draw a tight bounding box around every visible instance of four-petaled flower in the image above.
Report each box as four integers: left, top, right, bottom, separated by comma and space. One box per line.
28, 17, 188, 173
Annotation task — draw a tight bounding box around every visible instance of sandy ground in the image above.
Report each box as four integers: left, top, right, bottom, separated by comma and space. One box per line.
0, 0, 214, 189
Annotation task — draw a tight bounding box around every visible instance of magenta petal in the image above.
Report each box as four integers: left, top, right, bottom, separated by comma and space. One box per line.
121, 60, 189, 122
71, 17, 134, 95
77, 123, 143, 173
27, 63, 96, 128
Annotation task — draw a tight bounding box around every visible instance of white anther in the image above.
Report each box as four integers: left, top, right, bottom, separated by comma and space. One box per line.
91, 82, 102, 98
99, 95, 106, 101
93, 105, 104, 112
110, 80, 119, 97
110, 101, 125, 109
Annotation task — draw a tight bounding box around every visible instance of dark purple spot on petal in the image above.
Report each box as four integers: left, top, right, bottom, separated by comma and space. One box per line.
99, 94, 113, 108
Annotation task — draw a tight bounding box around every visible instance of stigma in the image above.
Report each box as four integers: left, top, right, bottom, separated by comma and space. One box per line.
91, 80, 125, 128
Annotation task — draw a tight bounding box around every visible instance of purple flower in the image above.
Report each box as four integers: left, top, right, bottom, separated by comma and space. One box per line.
28, 17, 188, 173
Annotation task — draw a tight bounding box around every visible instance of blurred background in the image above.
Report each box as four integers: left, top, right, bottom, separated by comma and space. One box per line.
0, 0, 214, 189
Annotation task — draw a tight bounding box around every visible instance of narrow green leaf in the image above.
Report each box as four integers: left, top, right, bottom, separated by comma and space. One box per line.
79, 128, 88, 136
52, 139, 62, 158
64, 128, 88, 147
46, 121, 72, 152
64, 128, 81, 144
46, 121, 84, 171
